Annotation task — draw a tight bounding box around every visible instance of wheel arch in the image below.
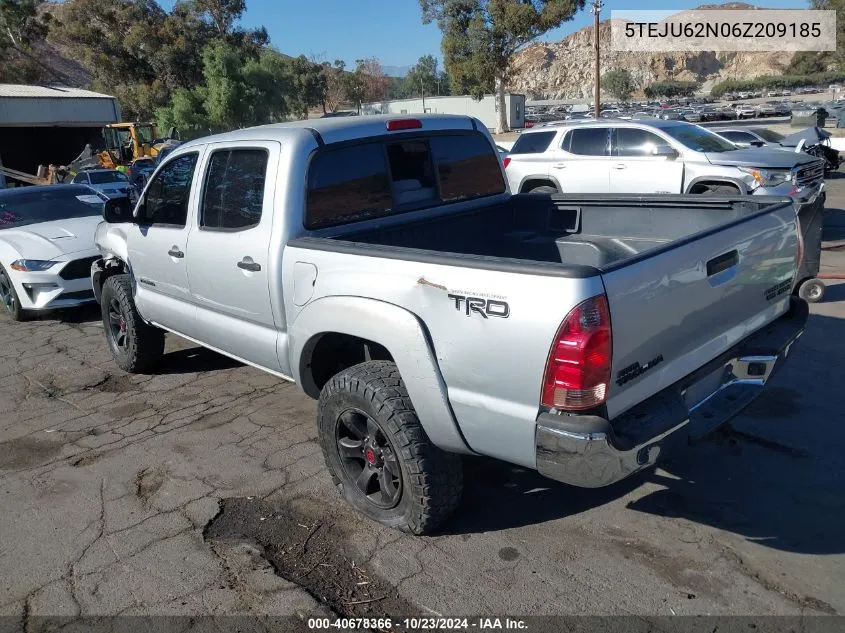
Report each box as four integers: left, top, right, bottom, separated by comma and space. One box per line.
289, 296, 473, 455
518, 174, 561, 193
685, 176, 747, 195
92, 256, 130, 304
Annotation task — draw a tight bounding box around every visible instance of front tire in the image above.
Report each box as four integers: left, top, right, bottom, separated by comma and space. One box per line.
0, 265, 30, 322
318, 361, 463, 534
100, 274, 164, 373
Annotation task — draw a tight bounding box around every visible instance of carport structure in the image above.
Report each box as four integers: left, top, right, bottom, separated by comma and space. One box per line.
0, 84, 121, 186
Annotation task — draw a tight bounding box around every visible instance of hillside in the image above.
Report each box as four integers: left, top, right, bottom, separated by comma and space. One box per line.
507, 4, 795, 100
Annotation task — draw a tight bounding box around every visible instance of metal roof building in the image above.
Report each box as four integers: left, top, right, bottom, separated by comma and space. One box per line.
0, 84, 121, 127
0, 84, 122, 187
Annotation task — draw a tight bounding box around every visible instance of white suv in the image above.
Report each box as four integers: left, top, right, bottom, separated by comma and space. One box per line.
503, 119, 824, 204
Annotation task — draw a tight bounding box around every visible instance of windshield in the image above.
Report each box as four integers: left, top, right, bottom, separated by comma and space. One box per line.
661, 123, 737, 153
0, 188, 103, 230
89, 171, 128, 184
136, 125, 154, 144
754, 128, 785, 143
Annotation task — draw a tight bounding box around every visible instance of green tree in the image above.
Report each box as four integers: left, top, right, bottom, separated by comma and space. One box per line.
156, 41, 290, 136
421, 0, 585, 133
403, 54, 449, 98
0, 0, 57, 83
321, 60, 349, 112
190, 0, 244, 35
787, 0, 843, 73
48, 0, 264, 120
644, 80, 698, 99
601, 68, 634, 102
285, 54, 327, 119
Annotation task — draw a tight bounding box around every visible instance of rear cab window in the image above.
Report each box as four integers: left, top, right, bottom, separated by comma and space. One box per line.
305, 132, 505, 229
509, 131, 556, 154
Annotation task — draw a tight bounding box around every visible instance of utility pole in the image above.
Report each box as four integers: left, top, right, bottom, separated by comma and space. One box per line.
421, 77, 426, 112
593, 0, 602, 119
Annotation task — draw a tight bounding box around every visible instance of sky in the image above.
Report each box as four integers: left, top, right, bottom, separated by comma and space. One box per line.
162, 0, 812, 72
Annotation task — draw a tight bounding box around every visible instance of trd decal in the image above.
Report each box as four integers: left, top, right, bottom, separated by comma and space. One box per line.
764, 279, 791, 301
448, 293, 510, 319
617, 354, 664, 386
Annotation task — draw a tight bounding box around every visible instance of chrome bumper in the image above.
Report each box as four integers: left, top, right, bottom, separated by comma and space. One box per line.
535, 298, 808, 488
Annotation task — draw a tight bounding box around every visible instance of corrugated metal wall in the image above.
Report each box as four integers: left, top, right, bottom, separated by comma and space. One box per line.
362, 94, 526, 129
0, 96, 121, 127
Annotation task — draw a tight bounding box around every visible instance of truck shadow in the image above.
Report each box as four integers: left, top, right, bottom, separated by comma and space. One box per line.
446, 312, 845, 556
156, 347, 243, 374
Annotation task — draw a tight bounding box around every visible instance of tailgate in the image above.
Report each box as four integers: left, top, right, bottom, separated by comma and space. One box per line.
602, 200, 799, 419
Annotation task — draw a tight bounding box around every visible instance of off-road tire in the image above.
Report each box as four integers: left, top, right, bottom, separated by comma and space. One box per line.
0, 265, 31, 322
318, 360, 463, 534
527, 185, 558, 194
101, 274, 164, 373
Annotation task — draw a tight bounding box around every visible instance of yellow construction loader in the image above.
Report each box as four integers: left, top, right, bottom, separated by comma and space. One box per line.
97, 122, 175, 169
66, 123, 181, 175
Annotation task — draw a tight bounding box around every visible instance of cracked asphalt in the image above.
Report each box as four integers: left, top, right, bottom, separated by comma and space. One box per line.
1, 182, 844, 630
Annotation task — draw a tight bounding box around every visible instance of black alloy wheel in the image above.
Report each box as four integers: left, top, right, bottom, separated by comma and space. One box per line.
106, 296, 129, 353
335, 408, 402, 509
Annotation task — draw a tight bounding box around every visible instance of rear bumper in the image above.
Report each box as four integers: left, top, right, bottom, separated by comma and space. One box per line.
535, 297, 808, 488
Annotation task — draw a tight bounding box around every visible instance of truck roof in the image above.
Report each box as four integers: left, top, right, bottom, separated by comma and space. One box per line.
180, 114, 481, 148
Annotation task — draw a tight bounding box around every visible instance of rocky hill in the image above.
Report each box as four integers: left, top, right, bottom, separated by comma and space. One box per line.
507, 4, 795, 100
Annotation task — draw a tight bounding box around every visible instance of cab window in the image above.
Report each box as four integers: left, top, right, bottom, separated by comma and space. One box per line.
137, 153, 199, 227
564, 128, 610, 156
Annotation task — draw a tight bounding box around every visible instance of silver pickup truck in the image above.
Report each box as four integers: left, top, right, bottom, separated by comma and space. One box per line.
91, 114, 807, 534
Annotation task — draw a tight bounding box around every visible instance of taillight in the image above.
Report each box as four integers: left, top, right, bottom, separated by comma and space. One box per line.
541, 295, 612, 410
503, 157, 511, 168
386, 119, 422, 131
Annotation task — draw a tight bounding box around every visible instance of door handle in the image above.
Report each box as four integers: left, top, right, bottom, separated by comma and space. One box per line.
707, 250, 738, 277
612, 164, 627, 170
167, 246, 184, 258
237, 258, 261, 272
552, 163, 567, 169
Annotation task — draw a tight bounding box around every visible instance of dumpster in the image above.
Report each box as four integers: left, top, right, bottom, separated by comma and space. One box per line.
791, 108, 827, 127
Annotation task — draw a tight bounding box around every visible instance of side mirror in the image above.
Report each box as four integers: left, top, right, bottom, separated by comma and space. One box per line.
751, 140, 765, 147
653, 145, 679, 160
103, 196, 134, 224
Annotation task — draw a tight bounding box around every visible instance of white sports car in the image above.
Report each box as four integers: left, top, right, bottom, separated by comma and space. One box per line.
0, 184, 106, 321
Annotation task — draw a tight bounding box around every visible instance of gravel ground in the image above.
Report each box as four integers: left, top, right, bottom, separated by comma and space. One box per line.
1, 182, 844, 630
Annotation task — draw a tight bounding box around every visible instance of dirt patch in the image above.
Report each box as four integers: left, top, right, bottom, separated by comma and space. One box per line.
711, 538, 837, 614
96, 374, 135, 393
136, 466, 166, 503
204, 497, 421, 624
0, 436, 63, 470
498, 547, 520, 561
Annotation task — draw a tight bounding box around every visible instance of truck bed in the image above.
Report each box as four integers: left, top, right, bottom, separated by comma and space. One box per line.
287, 192, 799, 466
337, 194, 764, 272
